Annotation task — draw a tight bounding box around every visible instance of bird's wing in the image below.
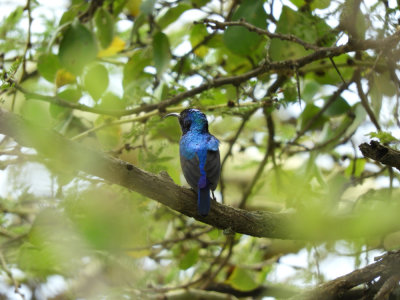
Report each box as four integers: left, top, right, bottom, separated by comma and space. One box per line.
180, 149, 220, 191
205, 149, 220, 191
180, 154, 200, 190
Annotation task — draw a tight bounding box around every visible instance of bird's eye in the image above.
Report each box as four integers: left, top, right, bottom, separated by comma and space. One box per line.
183, 119, 191, 129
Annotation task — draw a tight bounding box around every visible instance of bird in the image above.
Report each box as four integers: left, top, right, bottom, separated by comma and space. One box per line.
164, 108, 220, 216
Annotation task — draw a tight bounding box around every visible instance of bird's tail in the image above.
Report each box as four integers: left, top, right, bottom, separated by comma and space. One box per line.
198, 186, 210, 216
198, 176, 210, 216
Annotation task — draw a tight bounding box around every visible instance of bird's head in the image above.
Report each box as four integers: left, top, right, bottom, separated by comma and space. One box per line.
164, 108, 208, 134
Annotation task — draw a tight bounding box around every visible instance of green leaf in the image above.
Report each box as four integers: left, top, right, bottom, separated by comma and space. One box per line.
302, 81, 320, 103
223, 0, 266, 55
178, 248, 199, 270
58, 21, 98, 75
157, 3, 191, 29
283, 83, 298, 103
340, 1, 366, 39
123, 49, 153, 102
323, 96, 350, 117
191, 0, 209, 7
98, 92, 126, 111
21, 100, 52, 126
373, 72, 397, 97
290, 0, 330, 9
269, 6, 335, 61
190, 24, 209, 57
153, 31, 171, 77
345, 103, 366, 136
227, 267, 258, 291
94, 7, 114, 49
345, 159, 366, 178
367, 131, 397, 144
0, 6, 23, 38
306, 55, 354, 85
300, 104, 327, 131
38, 53, 61, 83
83, 63, 109, 101
57, 87, 82, 103
49, 103, 71, 119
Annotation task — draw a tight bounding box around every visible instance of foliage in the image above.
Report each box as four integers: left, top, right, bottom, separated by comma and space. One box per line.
0, 0, 400, 299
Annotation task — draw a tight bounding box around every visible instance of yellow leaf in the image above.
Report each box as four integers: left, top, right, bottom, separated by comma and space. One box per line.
97, 36, 126, 57
126, 0, 142, 17
55, 69, 76, 88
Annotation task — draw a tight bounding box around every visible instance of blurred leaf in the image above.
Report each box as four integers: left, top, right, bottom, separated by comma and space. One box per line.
49, 103, 71, 119
21, 100, 52, 126
58, 21, 98, 75
343, 103, 366, 137
190, 24, 209, 57
94, 7, 114, 49
370, 80, 383, 117
307, 55, 354, 85
83, 63, 109, 100
340, 0, 366, 39
123, 48, 152, 86
300, 104, 327, 131
226, 267, 258, 291
223, 0, 266, 55
64, 187, 147, 250
367, 131, 397, 144
323, 96, 350, 117
283, 83, 298, 104
372, 71, 397, 97
38, 53, 61, 83
345, 159, 366, 178
290, 0, 330, 9
98, 36, 126, 57
95, 116, 121, 150
178, 248, 199, 270
270, 6, 335, 61
157, 3, 191, 29
140, 0, 157, 14
98, 92, 126, 111
19, 209, 87, 277
50, 87, 81, 119
153, 31, 171, 77
57, 86, 82, 103
302, 81, 320, 103
0, 6, 23, 38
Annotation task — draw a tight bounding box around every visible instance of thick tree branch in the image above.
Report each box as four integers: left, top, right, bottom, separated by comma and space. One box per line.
294, 251, 400, 300
359, 141, 400, 172
1, 109, 400, 240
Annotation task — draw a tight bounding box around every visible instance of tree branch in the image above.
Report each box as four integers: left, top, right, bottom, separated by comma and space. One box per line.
1, 109, 400, 240
12, 30, 400, 117
359, 140, 400, 171
294, 250, 400, 300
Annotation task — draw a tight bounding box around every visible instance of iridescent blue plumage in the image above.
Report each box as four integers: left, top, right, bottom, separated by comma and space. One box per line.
164, 109, 220, 216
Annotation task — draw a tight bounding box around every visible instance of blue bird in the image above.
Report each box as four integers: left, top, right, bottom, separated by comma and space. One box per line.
164, 109, 220, 216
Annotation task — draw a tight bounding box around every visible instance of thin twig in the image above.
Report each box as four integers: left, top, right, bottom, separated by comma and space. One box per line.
0, 251, 25, 299
329, 56, 347, 86
201, 19, 321, 51
355, 72, 381, 131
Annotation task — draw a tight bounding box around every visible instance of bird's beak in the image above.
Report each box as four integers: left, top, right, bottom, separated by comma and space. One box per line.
163, 112, 180, 119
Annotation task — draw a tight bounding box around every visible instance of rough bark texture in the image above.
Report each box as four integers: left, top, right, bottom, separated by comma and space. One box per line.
359, 141, 400, 171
